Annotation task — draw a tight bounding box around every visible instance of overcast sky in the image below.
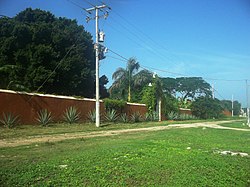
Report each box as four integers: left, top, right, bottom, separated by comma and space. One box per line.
1, 0, 250, 106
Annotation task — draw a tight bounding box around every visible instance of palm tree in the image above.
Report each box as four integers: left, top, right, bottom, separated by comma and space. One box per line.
110, 58, 152, 102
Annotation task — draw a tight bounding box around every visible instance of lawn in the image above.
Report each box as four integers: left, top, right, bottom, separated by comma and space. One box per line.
219, 121, 250, 129
0, 121, 249, 186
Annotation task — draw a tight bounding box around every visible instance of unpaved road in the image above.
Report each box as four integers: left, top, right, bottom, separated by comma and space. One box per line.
0, 121, 249, 148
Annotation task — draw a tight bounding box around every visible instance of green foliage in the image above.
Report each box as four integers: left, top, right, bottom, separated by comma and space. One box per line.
178, 99, 192, 109
110, 58, 152, 102
87, 110, 96, 123
120, 113, 129, 123
0, 8, 109, 97
104, 109, 119, 122
167, 111, 179, 120
178, 114, 197, 121
164, 94, 179, 114
161, 77, 212, 100
141, 86, 156, 113
221, 100, 241, 115
63, 106, 80, 124
191, 96, 223, 119
131, 112, 142, 123
103, 98, 126, 113
145, 111, 159, 121
36, 109, 52, 126
0, 112, 19, 128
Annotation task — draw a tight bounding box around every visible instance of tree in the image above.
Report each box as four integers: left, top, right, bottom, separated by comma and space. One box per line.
176, 77, 212, 100
99, 75, 109, 99
161, 77, 212, 100
191, 96, 223, 119
0, 8, 109, 97
161, 77, 177, 96
221, 100, 241, 116
110, 58, 152, 102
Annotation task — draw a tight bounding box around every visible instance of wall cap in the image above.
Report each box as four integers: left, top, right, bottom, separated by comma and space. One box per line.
0, 89, 145, 106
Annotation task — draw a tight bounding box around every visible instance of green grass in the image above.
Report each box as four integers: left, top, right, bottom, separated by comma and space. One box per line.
0, 124, 249, 186
220, 121, 250, 129
0, 119, 213, 140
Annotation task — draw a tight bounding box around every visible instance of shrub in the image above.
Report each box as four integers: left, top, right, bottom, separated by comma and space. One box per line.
131, 112, 142, 123
87, 110, 96, 123
0, 112, 19, 128
105, 109, 119, 122
167, 111, 179, 120
120, 113, 129, 123
178, 114, 197, 121
63, 106, 80, 124
103, 98, 126, 113
36, 109, 52, 126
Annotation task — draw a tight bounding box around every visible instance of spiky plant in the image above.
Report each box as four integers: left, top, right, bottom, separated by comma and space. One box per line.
36, 109, 52, 126
105, 109, 119, 122
152, 111, 159, 121
131, 112, 142, 123
167, 111, 179, 120
145, 112, 152, 121
63, 106, 80, 124
120, 113, 129, 123
0, 112, 19, 128
87, 110, 96, 123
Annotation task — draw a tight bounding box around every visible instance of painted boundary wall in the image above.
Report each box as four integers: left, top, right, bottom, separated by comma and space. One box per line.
0, 89, 147, 125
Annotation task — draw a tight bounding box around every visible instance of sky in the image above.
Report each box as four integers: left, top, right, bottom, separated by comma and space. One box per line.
1, 0, 250, 106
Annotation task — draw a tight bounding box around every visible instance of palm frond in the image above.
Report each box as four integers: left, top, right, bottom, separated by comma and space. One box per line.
112, 68, 126, 80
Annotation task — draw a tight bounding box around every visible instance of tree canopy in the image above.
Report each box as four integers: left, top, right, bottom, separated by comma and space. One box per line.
221, 100, 241, 116
161, 77, 212, 100
109, 58, 152, 102
191, 96, 223, 119
0, 8, 108, 97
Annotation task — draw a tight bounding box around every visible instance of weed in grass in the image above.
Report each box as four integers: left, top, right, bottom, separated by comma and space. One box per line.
0, 112, 19, 128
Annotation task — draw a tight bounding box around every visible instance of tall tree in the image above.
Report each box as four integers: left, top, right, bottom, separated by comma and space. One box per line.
176, 77, 212, 100
110, 58, 152, 102
161, 77, 212, 100
0, 8, 109, 97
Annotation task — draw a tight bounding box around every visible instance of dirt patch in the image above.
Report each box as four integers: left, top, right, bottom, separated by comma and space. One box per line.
0, 120, 249, 148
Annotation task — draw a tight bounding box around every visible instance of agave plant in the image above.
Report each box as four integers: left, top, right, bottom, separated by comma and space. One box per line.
105, 109, 119, 122
63, 106, 80, 124
87, 110, 96, 123
36, 109, 52, 126
145, 112, 152, 121
152, 111, 159, 121
178, 114, 197, 121
0, 112, 19, 128
131, 112, 142, 123
120, 113, 129, 123
167, 111, 179, 120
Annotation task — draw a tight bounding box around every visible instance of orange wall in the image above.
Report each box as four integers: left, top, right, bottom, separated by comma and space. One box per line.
0, 89, 147, 125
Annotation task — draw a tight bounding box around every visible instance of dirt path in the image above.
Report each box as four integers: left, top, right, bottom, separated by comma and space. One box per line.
0, 121, 249, 148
